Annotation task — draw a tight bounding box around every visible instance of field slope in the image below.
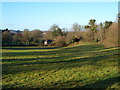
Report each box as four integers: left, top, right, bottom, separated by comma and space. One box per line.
2, 43, 120, 89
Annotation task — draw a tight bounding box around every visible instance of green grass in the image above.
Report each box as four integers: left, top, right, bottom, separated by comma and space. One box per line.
2, 43, 120, 89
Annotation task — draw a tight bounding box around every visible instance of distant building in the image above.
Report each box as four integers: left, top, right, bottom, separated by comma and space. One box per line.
44, 40, 53, 46
43, 31, 48, 35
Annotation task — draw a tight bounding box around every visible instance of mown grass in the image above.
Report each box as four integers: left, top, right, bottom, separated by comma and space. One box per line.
2, 43, 120, 89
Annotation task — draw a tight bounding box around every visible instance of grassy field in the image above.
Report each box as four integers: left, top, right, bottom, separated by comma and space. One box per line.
2, 43, 120, 89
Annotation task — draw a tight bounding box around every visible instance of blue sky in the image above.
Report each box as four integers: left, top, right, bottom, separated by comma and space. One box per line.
2, 2, 118, 31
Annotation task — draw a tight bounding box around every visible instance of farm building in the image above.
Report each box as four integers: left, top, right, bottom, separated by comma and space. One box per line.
44, 40, 53, 46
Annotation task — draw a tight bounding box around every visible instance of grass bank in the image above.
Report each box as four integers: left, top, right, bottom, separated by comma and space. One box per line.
2, 43, 119, 89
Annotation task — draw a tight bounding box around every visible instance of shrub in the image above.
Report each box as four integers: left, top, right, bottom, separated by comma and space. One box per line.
102, 23, 119, 47
54, 36, 67, 47
83, 30, 94, 42
2, 31, 13, 45
66, 32, 75, 44
65, 31, 82, 44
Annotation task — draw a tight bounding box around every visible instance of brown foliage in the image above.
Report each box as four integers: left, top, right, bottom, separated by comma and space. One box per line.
43, 31, 54, 40
54, 36, 67, 47
83, 30, 94, 42
101, 23, 119, 47
2, 31, 13, 45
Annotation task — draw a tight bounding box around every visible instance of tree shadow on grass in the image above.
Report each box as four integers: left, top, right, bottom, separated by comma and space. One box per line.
3, 54, 110, 65
2, 46, 61, 50
2, 54, 111, 75
2, 44, 114, 57
75, 76, 120, 89
2, 76, 119, 89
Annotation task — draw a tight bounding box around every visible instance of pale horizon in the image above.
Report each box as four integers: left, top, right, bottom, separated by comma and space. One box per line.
1, 2, 118, 31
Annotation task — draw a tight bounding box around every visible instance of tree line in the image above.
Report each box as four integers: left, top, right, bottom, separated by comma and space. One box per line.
2, 18, 119, 47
